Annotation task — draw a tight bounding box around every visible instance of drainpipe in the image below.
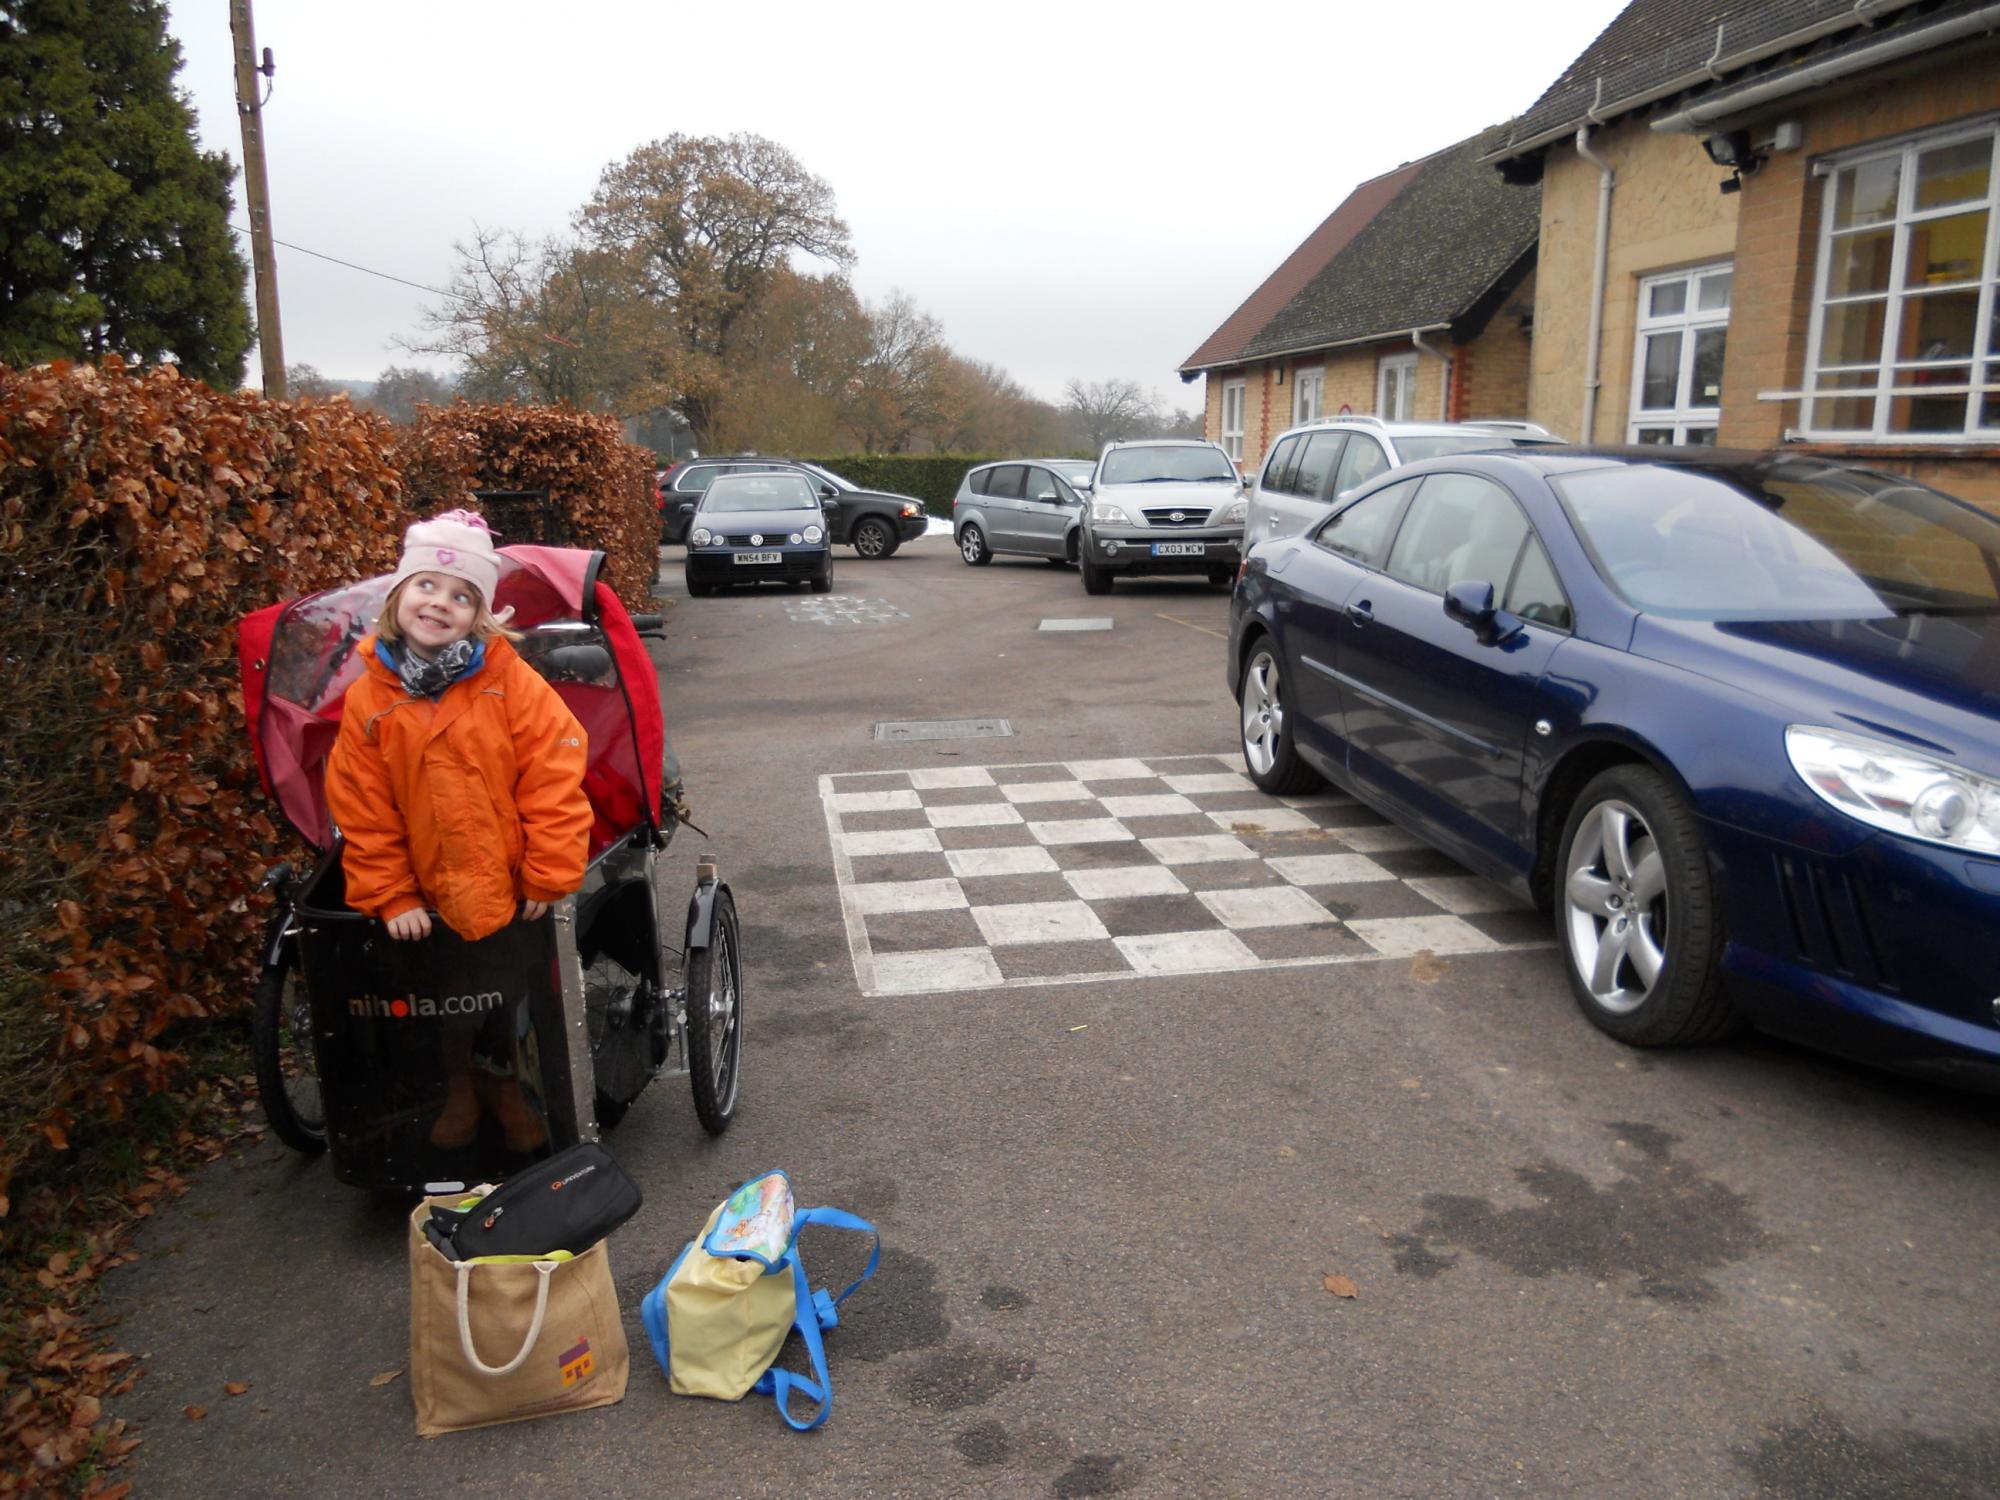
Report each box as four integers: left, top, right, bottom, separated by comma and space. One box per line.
1575, 125, 1615, 443
1411, 330, 1452, 420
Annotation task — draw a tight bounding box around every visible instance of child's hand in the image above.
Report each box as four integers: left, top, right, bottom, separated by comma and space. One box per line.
385, 906, 432, 940
520, 899, 551, 922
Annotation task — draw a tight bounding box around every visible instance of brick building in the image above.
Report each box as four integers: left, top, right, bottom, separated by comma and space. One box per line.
1489, 0, 2000, 506
1179, 128, 1541, 471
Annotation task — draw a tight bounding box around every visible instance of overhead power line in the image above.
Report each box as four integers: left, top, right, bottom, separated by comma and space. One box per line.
229, 222, 462, 303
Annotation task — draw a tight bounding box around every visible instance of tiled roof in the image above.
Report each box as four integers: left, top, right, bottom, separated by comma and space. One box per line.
1179, 158, 1424, 372
1489, 0, 1936, 161
1231, 127, 1540, 364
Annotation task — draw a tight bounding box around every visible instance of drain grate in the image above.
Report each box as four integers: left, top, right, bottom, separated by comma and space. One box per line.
872, 717, 1014, 742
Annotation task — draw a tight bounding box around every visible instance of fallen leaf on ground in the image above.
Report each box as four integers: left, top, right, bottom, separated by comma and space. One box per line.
1322, 1274, 1359, 1299
1408, 949, 1446, 983
369, 1368, 404, 1387
1399, 1078, 1421, 1090
1067, 1024, 1088, 1033
1276, 1145, 1296, 1159
182, 1406, 206, 1421
222, 1382, 249, 1396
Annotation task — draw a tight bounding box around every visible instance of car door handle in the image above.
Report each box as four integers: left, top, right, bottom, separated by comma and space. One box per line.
1346, 601, 1374, 626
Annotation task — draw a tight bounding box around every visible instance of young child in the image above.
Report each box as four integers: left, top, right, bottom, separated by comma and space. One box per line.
324, 507, 592, 1148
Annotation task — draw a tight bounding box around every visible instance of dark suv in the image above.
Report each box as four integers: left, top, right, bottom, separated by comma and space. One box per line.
661, 456, 928, 559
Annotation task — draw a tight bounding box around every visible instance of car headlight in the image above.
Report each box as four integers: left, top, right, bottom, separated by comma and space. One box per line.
690, 527, 713, 546
1786, 725, 2000, 853
1214, 500, 1247, 525
1091, 502, 1132, 524
900, 502, 922, 518
789, 532, 803, 544
804, 525, 824, 543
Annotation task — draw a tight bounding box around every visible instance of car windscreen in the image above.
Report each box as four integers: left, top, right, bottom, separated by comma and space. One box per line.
700, 476, 818, 512
1394, 435, 1516, 461
1553, 462, 2000, 620
1098, 446, 1237, 485
1051, 461, 1094, 482
795, 462, 855, 492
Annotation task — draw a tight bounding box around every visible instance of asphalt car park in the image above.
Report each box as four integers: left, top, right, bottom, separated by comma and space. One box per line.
108, 530, 2000, 1498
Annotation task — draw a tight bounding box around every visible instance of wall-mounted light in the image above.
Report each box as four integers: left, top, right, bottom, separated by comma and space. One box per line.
1703, 128, 1767, 194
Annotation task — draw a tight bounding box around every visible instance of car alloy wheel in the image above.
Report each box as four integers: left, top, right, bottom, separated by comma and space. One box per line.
1563, 798, 1667, 1016
854, 517, 893, 559
960, 525, 989, 565
1241, 651, 1285, 779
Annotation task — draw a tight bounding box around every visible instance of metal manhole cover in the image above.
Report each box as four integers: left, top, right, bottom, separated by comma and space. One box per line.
872, 717, 1015, 742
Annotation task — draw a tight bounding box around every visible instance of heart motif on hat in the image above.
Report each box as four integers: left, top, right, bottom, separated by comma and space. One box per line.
437, 547, 457, 565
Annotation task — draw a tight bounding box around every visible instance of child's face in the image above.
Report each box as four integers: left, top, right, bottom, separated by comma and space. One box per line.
394, 571, 479, 655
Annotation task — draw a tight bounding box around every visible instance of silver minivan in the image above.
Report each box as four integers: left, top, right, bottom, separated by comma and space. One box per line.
1245, 417, 1563, 544
953, 458, 1095, 565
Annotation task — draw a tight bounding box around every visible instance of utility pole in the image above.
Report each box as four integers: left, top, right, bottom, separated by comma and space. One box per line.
229, 0, 285, 397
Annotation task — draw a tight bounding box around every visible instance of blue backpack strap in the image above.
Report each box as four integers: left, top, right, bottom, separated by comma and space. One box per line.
752, 1255, 832, 1430
640, 1239, 698, 1377
751, 1208, 879, 1432
794, 1206, 880, 1313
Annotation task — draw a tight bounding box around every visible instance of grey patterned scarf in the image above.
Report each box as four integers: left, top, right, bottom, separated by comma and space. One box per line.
395, 637, 481, 698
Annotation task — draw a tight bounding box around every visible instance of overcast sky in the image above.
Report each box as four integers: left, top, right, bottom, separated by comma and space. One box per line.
166, 0, 1627, 412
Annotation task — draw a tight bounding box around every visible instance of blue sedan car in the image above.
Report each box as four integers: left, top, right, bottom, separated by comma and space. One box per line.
1227, 447, 2000, 1075
683, 471, 835, 597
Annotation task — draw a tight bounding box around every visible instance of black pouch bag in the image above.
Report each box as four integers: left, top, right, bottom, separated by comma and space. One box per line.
428, 1142, 643, 1261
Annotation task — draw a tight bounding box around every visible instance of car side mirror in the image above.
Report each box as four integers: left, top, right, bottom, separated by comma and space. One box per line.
819, 484, 837, 499
1075, 477, 1093, 492
1444, 580, 1523, 643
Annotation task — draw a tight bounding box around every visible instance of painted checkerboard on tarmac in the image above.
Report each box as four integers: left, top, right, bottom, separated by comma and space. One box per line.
819, 754, 1551, 997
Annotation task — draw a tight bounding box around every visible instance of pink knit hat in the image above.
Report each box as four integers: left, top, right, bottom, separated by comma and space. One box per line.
392, 508, 501, 605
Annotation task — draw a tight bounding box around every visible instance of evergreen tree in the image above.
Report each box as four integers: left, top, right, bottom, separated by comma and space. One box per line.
0, 0, 251, 385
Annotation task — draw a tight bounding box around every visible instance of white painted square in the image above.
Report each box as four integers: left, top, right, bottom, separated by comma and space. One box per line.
1000, 780, 1092, 804
1346, 914, 1500, 957
1029, 817, 1133, 846
1114, 929, 1259, 975
1141, 834, 1258, 865
1206, 807, 1315, 834
1195, 885, 1335, 929
1061, 865, 1188, 900
909, 766, 996, 790
1266, 853, 1396, 886
1161, 771, 1257, 795
945, 846, 1060, 878
873, 946, 1004, 994
1098, 793, 1199, 819
1280, 791, 1356, 808
832, 789, 922, 814
1404, 876, 1527, 914
926, 802, 1025, 829
847, 878, 968, 915
972, 901, 1112, 946
1211, 753, 1241, 768
1067, 758, 1155, 781
842, 827, 944, 857
1334, 824, 1429, 853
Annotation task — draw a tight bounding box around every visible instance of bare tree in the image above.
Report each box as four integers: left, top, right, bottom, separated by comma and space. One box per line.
846, 290, 951, 452
283, 362, 343, 398
365, 364, 454, 425
1063, 377, 1160, 452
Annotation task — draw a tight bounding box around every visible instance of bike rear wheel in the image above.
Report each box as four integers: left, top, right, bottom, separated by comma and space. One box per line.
253, 956, 327, 1153
683, 887, 742, 1135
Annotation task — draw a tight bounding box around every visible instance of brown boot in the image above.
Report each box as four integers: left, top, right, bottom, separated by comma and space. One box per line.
490, 1078, 548, 1153
429, 1072, 480, 1148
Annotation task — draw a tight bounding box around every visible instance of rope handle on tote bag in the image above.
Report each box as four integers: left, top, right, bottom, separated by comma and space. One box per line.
454, 1259, 557, 1377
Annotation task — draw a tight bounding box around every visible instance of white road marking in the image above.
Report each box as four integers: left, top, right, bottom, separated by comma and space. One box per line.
1195, 885, 1338, 930
832, 789, 922, 814
1114, 929, 1259, 975
1000, 780, 1093, 804
842, 828, 944, 857
1162, 771, 1256, 794
1029, 817, 1133, 845
1141, 833, 1258, 864
1266, 853, 1396, 886
1098, 793, 1199, 818
945, 846, 1061, 878
971, 901, 1113, 946
910, 766, 997, 790
1206, 807, 1316, 834
926, 802, 1025, 828
1347, 914, 1501, 957
1061, 865, 1189, 900
846, 878, 968, 915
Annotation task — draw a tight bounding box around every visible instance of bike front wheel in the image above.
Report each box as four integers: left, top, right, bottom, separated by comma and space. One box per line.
252, 956, 327, 1153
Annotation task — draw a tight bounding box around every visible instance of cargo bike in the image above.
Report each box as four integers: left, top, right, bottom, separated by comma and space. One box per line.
238, 545, 740, 1194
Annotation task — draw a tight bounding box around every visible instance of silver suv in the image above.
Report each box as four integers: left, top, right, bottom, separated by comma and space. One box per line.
1078, 438, 1247, 594
1245, 416, 1562, 544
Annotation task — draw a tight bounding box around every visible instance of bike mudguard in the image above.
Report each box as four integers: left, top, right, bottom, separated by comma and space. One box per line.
683, 877, 731, 951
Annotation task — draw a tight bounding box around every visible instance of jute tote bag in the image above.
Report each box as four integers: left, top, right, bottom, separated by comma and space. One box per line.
408, 1195, 629, 1436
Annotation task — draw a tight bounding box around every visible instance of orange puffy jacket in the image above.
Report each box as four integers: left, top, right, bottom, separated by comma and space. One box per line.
324, 635, 591, 941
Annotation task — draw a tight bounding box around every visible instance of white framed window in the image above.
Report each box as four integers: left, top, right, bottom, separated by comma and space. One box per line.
1220, 378, 1246, 460
1628, 263, 1732, 445
1803, 121, 2000, 441
1293, 366, 1325, 426
1377, 352, 1417, 420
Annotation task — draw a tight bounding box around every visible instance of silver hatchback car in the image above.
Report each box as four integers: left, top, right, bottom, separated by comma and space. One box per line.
952, 458, 1096, 565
